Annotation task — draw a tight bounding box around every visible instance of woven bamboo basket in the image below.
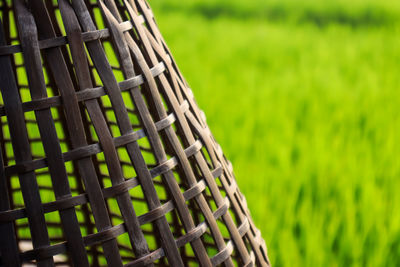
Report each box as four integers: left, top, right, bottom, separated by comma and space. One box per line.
0, 0, 270, 266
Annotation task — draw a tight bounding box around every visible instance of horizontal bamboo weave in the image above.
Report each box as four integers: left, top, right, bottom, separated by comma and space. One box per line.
0, 0, 270, 266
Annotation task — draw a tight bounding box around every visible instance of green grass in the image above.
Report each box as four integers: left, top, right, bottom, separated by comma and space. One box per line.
149, 0, 400, 266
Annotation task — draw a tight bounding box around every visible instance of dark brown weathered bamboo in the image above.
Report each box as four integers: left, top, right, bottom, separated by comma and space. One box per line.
0, 0, 270, 266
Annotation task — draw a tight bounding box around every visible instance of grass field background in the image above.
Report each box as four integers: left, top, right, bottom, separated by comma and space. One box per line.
149, 0, 400, 266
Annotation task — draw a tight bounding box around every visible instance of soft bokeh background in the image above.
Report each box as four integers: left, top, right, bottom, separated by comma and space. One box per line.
149, 0, 400, 266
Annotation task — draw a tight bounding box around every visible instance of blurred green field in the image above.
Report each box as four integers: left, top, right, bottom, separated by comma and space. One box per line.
149, 0, 400, 266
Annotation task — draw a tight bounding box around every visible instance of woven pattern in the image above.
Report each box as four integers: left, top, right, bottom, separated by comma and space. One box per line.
0, 0, 270, 266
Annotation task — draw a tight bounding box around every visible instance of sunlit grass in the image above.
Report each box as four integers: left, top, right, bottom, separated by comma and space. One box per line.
150, 1, 400, 266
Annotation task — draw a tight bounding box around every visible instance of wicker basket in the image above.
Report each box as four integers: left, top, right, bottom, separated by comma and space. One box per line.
0, 0, 270, 266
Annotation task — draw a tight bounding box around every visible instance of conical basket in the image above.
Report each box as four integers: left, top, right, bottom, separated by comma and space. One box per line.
0, 0, 270, 266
